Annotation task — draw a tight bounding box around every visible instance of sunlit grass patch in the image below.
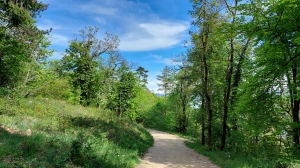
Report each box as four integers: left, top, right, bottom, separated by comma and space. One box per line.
0, 97, 153, 167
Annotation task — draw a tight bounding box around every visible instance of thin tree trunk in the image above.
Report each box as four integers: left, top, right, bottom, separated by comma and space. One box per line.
203, 38, 213, 150
231, 38, 250, 131
164, 86, 167, 115
201, 95, 206, 146
201, 0, 213, 150
180, 81, 187, 133
220, 0, 237, 150
292, 65, 300, 148
221, 35, 234, 150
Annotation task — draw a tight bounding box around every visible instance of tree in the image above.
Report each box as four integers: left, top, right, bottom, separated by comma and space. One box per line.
189, 0, 223, 150
157, 66, 173, 105
175, 71, 191, 133
107, 68, 138, 117
187, 47, 207, 145
0, 0, 50, 95
151, 0, 300, 164
171, 54, 193, 133
98, 55, 126, 108
62, 26, 119, 106
136, 66, 148, 88
244, 0, 300, 149
219, 0, 237, 150
0, 0, 48, 29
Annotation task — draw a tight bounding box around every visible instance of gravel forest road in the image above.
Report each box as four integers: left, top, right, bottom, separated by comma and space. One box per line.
136, 129, 220, 168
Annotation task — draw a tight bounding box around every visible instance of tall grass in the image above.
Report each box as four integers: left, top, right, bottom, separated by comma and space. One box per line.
0, 97, 153, 167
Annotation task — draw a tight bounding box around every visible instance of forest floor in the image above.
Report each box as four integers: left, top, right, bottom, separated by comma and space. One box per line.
136, 129, 219, 168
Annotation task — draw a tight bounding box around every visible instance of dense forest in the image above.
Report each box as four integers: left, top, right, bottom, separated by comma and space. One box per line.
0, 0, 300, 167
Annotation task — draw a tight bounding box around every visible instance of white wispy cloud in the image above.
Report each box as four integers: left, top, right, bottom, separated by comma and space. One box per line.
119, 21, 189, 51
148, 54, 181, 66
160, 58, 181, 65
149, 54, 162, 60
37, 0, 190, 52
140, 23, 188, 37
95, 17, 106, 25
79, 5, 117, 16
50, 34, 69, 46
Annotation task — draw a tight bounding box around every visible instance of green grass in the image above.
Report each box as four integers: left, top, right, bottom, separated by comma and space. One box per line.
185, 141, 300, 168
0, 97, 153, 167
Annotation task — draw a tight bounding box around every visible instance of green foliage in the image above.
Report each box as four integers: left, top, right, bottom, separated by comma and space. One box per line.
29, 77, 73, 100
2, 0, 300, 167
0, 97, 154, 167
142, 100, 177, 132
157, 66, 173, 100
133, 86, 158, 122
107, 70, 138, 118
0, 0, 48, 27
185, 141, 300, 168
0, 27, 29, 88
0, 0, 51, 95
62, 26, 120, 106
136, 66, 149, 88
141, 0, 300, 167
64, 40, 98, 106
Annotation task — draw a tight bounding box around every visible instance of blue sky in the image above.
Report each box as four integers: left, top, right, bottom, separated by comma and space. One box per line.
36, 0, 193, 93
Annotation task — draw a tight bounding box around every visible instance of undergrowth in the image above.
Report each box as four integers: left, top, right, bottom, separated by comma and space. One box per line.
0, 97, 153, 167
185, 141, 300, 168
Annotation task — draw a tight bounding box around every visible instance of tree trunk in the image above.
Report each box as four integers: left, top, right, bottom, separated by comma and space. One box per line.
203, 40, 213, 150
180, 81, 187, 133
220, 0, 237, 151
201, 95, 206, 146
221, 36, 234, 150
164, 87, 167, 115
201, 0, 213, 150
292, 65, 300, 148
206, 93, 213, 150
231, 38, 250, 131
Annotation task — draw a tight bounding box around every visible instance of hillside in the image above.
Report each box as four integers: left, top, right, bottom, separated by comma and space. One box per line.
0, 98, 153, 167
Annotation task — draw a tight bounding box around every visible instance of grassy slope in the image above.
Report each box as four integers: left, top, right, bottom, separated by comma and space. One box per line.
0, 98, 153, 168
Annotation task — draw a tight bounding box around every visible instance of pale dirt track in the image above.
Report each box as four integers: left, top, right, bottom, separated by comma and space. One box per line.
136, 129, 220, 168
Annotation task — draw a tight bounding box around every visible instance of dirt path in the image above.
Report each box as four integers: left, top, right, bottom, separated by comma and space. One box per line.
136, 129, 219, 168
